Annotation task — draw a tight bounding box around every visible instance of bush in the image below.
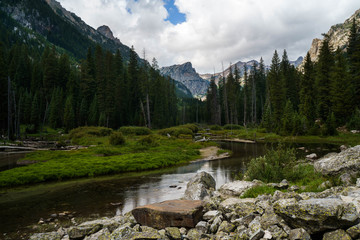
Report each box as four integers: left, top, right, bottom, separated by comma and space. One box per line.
223, 124, 242, 130
347, 108, 360, 130
119, 126, 151, 136
245, 144, 296, 183
158, 127, 193, 137
69, 126, 113, 139
210, 125, 222, 130
242, 185, 277, 198
137, 135, 159, 147
109, 132, 126, 145
179, 124, 199, 133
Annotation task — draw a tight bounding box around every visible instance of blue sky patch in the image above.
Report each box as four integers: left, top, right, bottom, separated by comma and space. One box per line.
164, 0, 186, 25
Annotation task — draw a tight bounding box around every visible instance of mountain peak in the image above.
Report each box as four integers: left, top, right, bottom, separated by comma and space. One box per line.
97, 25, 114, 40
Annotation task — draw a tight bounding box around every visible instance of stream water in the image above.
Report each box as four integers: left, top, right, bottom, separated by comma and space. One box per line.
0, 142, 339, 238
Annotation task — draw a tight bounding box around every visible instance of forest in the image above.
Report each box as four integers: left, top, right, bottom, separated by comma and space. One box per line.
1, 19, 360, 139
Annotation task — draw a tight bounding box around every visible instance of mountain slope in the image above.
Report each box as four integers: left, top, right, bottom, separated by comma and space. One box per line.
300, 8, 360, 67
0, 0, 132, 60
160, 62, 210, 98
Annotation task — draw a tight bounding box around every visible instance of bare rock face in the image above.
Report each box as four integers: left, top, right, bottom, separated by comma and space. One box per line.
273, 198, 359, 234
97, 25, 121, 44
184, 171, 216, 200
131, 199, 204, 229
314, 145, 360, 175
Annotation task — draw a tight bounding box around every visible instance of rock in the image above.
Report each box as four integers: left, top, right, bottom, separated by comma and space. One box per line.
289, 228, 310, 240
165, 227, 181, 240
183, 171, 215, 201
219, 180, 259, 197
209, 215, 223, 233
262, 230, 272, 239
278, 179, 289, 189
232, 214, 257, 227
314, 145, 360, 175
318, 180, 332, 190
29, 232, 62, 240
84, 228, 111, 240
140, 226, 158, 235
110, 224, 135, 239
78, 217, 120, 232
219, 198, 257, 216
306, 153, 317, 160
259, 208, 283, 229
195, 221, 208, 234
217, 221, 236, 233
273, 198, 359, 234
346, 223, 360, 239
248, 216, 262, 235
249, 229, 264, 240
323, 229, 352, 240
186, 228, 201, 240
129, 231, 161, 239
357, 178, 360, 187
340, 145, 348, 151
289, 185, 300, 191
179, 227, 187, 236
131, 199, 204, 229
203, 210, 222, 221
340, 172, 352, 186
68, 224, 102, 239
267, 225, 287, 239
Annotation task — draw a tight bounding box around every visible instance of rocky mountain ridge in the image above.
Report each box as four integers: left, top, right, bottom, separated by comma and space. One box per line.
300, 8, 360, 68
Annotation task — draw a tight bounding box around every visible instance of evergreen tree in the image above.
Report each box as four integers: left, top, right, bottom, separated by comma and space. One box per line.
88, 94, 98, 126
0, 41, 7, 133
63, 95, 75, 132
315, 35, 334, 120
206, 76, 221, 125
347, 18, 360, 108
30, 92, 40, 132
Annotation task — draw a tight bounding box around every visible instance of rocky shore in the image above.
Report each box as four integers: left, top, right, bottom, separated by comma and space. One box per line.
29, 146, 360, 240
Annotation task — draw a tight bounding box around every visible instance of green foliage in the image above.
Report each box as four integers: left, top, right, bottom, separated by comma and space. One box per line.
223, 124, 242, 130
119, 126, 151, 135
180, 123, 199, 133
241, 185, 277, 198
158, 126, 193, 137
245, 144, 296, 183
321, 112, 338, 136
209, 125, 222, 130
137, 135, 159, 147
68, 126, 113, 145
347, 108, 360, 130
109, 131, 126, 146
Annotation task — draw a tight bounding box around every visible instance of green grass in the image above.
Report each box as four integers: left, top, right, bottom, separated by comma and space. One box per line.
242, 185, 277, 198
0, 135, 203, 187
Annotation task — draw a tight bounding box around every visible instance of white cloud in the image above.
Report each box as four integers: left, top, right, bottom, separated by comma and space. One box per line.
58, 0, 359, 73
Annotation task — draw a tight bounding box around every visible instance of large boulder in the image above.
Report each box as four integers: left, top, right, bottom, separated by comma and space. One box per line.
314, 145, 360, 175
183, 171, 216, 200
131, 199, 204, 229
219, 198, 257, 217
219, 180, 260, 197
273, 198, 359, 234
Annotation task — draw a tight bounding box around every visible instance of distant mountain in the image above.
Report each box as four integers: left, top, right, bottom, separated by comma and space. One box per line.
290, 56, 303, 68
0, 0, 132, 60
160, 62, 210, 98
299, 8, 360, 68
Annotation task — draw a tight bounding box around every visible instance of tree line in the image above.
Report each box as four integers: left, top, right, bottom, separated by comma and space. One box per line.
206, 19, 360, 135
0, 42, 179, 139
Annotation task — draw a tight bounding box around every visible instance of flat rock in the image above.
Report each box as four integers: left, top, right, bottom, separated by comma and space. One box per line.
29, 232, 62, 240
132, 199, 204, 229
219, 180, 259, 197
273, 198, 359, 234
314, 145, 360, 175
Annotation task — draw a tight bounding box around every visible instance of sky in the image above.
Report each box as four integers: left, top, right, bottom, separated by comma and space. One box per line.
57, 0, 359, 73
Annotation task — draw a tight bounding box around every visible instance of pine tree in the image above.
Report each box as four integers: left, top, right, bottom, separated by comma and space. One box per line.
206, 76, 221, 125
30, 92, 40, 132
0, 41, 7, 133
63, 95, 75, 132
347, 18, 360, 108
88, 95, 98, 126
299, 52, 315, 129
315, 35, 334, 120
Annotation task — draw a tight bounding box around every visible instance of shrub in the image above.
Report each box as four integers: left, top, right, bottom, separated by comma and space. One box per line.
158, 127, 193, 137
223, 124, 242, 130
180, 124, 199, 133
109, 132, 126, 145
119, 126, 151, 135
242, 185, 277, 198
69, 126, 113, 139
347, 108, 360, 130
137, 135, 159, 147
210, 125, 222, 130
245, 144, 296, 183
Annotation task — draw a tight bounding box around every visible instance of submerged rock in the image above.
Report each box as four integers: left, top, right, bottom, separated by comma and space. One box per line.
183, 171, 216, 200
131, 199, 204, 229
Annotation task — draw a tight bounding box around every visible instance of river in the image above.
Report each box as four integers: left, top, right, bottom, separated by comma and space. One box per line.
0, 142, 339, 238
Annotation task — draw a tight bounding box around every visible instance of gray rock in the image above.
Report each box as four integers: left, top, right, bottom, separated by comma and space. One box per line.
267, 225, 287, 239
262, 230, 272, 239
110, 224, 135, 240
259, 208, 283, 230
195, 221, 208, 234
219, 180, 260, 197
84, 228, 111, 240
219, 198, 257, 216
29, 232, 62, 240
273, 197, 359, 234
248, 216, 261, 235
340, 172, 353, 186
340, 145, 348, 151
68, 224, 102, 239
209, 215, 223, 233
357, 178, 360, 187
306, 153, 317, 160
186, 228, 201, 240
289, 185, 300, 191
179, 227, 187, 236
140, 226, 158, 235
217, 221, 236, 233
184, 171, 216, 200
289, 228, 310, 240
129, 231, 161, 239
165, 227, 181, 240
346, 223, 360, 239
323, 229, 352, 240
249, 229, 264, 240
203, 210, 222, 221
279, 179, 289, 189
314, 145, 360, 175
318, 180, 332, 190
232, 214, 257, 227
78, 217, 120, 233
